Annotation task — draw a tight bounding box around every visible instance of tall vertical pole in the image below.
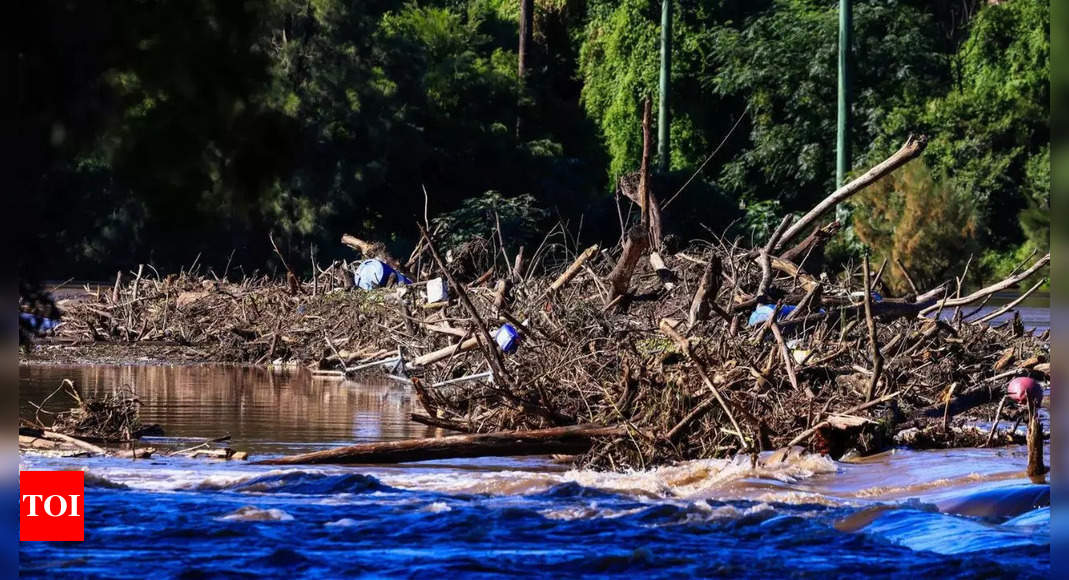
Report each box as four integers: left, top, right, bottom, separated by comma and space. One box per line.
836, 0, 851, 188
657, 0, 672, 173
517, 0, 533, 138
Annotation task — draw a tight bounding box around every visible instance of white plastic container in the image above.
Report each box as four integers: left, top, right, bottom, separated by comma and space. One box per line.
426, 277, 449, 303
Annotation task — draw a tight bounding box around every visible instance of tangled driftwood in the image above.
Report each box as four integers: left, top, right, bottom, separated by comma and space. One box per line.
33, 135, 1050, 470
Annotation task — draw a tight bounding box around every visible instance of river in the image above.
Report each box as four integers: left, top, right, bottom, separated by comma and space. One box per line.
18, 359, 1050, 578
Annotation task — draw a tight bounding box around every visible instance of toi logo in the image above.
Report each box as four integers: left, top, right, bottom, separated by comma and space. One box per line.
20, 471, 85, 541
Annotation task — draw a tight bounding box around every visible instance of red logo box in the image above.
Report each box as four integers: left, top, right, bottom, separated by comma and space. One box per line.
20, 470, 85, 541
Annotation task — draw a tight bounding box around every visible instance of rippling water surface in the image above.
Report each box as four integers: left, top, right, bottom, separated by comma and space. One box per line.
19, 364, 1050, 578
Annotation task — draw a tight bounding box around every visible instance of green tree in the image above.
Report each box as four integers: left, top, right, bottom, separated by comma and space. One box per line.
711, 0, 947, 212
907, 0, 1049, 254
17, 0, 297, 278
851, 161, 979, 293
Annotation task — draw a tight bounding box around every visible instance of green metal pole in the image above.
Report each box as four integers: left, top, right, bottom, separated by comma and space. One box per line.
836, 0, 851, 189
658, 0, 671, 173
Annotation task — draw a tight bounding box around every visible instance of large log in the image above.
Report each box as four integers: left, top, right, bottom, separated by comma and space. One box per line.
778, 297, 933, 330
255, 424, 623, 465
919, 253, 1050, 316
911, 383, 999, 421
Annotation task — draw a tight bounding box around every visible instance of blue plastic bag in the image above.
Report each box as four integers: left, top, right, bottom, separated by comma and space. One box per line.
747, 304, 796, 326
19, 312, 60, 332
354, 259, 412, 290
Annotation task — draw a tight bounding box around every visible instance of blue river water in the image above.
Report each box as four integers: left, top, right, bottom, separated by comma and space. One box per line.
18, 362, 1051, 578
18, 458, 1050, 579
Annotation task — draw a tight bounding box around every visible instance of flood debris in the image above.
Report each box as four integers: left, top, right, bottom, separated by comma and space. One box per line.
24, 379, 148, 443
29, 135, 1050, 470
20, 379, 248, 461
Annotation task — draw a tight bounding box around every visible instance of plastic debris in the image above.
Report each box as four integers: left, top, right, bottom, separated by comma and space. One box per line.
1007, 377, 1042, 405
747, 304, 795, 326
850, 291, 883, 302
425, 277, 449, 304
354, 259, 412, 290
492, 324, 520, 353
19, 312, 60, 332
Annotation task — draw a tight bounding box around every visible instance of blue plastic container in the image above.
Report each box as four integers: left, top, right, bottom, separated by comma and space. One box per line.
354, 259, 412, 290
493, 324, 520, 354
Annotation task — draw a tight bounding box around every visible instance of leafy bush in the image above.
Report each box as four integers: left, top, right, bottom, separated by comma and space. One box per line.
433, 190, 547, 252
888, 0, 1049, 249
851, 162, 978, 294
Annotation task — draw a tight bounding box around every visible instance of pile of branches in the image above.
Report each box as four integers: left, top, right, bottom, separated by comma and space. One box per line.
405, 230, 1048, 469
25, 380, 147, 443
40, 262, 403, 365
51, 387, 143, 442
37, 135, 1050, 470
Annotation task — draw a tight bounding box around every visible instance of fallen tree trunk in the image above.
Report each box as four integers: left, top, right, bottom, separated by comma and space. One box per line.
912, 383, 1000, 421
256, 424, 624, 465
779, 297, 933, 330
41, 430, 107, 455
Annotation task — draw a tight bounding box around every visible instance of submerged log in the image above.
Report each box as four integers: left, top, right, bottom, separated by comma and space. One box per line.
256, 424, 623, 465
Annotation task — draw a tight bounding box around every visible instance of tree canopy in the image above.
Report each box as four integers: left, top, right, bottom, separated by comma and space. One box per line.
17, 0, 1048, 287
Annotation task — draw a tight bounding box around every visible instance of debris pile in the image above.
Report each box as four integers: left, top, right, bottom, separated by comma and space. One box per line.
29, 136, 1050, 469
20, 379, 248, 461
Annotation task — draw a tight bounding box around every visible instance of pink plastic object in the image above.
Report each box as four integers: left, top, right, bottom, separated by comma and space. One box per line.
1007, 377, 1042, 405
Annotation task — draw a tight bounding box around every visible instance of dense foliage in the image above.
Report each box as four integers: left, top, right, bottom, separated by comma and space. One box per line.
17, 0, 1048, 287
